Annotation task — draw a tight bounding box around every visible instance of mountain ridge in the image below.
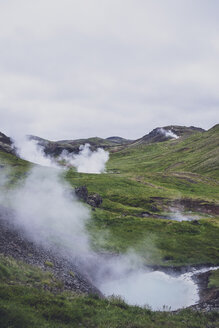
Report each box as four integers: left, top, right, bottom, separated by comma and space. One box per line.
26, 124, 206, 157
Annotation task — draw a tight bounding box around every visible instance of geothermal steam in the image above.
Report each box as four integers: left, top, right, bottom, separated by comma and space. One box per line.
16, 137, 58, 168
169, 209, 200, 222
16, 137, 109, 174
159, 128, 179, 139
59, 143, 109, 174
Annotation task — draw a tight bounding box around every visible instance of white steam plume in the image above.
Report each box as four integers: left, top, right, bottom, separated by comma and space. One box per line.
168, 209, 200, 222
15, 138, 109, 173
0, 167, 90, 256
0, 164, 208, 311
159, 128, 179, 139
15, 136, 58, 168
99, 269, 198, 310
59, 143, 109, 174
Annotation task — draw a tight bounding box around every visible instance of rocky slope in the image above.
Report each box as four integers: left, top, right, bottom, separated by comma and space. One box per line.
0, 205, 101, 296
0, 132, 15, 154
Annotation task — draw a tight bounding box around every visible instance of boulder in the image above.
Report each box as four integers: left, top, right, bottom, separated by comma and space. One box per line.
75, 186, 102, 208
87, 194, 103, 208
75, 186, 88, 202
0, 132, 15, 154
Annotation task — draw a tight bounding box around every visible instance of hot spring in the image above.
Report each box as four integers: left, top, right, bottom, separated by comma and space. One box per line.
98, 267, 219, 311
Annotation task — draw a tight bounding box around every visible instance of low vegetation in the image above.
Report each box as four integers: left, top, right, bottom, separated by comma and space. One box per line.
0, 126, 218, 326
208, 269, 219, 288
65, 126, 219, 266
0, 255, 219, 328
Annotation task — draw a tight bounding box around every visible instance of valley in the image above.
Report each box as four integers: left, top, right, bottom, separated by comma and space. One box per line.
0, 124, 218, 327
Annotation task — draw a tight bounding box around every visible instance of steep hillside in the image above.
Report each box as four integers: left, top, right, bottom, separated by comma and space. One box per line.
0, 132, 16, 154
108, 124, 219, 178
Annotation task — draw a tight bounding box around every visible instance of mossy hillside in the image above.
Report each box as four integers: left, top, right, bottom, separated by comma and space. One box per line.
0, 150, 31, 186
66, 126, 219, 216
0, 130, 218, 326
0, 128, 218, 267
0, 255, 63, 291
0, 255, 219, 328
65, 127, 219, 266
108, 126, 219, 178
87, 209, 219, 266
66, 172, 219, 266
67, 170, 219, 216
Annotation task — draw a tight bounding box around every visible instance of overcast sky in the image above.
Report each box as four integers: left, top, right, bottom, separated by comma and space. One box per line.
0, 0, 218, 140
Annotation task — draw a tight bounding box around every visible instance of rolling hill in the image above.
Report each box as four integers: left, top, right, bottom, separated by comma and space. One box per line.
0, 124, 218, 327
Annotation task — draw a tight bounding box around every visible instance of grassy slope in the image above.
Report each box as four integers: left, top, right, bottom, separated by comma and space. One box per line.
0, 128, 219, 326
0, 150, 31, 185
0, 128, 218, 266
0, 255, 219, 328
65, 126, 219, 266
111, 124, 219, 178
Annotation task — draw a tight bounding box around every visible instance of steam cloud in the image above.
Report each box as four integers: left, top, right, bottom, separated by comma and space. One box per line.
16, 137, 58, 168
159, 128, 179, 139
168, 209, 200, 222
15, 137, 109, 174
59, 143, 109, 174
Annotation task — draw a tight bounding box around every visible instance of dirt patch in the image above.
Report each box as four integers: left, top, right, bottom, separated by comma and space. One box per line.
150, 196, 219, 215
171, 199, 219, 215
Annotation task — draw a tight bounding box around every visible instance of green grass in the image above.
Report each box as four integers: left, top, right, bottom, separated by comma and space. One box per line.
0, 128, 219, 326
87, 209, 219, 266
0, 255, 219, 328
44, 261, 54, 268
0, 255, 62, 291
108, 125, 219, 179
208, 269, 219, 288
0, 150, 31, 187
0, 128, 218, 267
64, 128, 219, 266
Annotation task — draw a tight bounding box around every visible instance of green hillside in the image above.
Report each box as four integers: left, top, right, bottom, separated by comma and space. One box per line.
0, 126, 219, 327
65, 126, 219, 266
0, 126, 218, 266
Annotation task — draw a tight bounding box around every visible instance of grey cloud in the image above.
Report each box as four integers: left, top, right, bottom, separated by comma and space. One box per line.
0, 0, 218, 140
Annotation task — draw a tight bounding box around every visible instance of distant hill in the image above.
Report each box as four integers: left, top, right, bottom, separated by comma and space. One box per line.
28, 135, 124, 156
28, 135, 132, 157
28, 125, 205, 157
131, 125, 205, 146
105, 136, 132, 144
109, 124, 219, 178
